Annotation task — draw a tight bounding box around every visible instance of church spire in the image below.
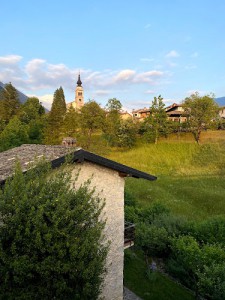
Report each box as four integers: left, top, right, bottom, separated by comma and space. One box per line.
77, 73, 82, 87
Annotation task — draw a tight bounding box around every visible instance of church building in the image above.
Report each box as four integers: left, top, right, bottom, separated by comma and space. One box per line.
67, 74, 84, 110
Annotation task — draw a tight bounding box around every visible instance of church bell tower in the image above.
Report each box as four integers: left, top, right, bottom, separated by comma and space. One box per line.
75, 73, 84, 109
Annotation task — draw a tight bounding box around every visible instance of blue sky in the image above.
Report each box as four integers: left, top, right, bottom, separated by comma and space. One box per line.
0, 0, 224, 110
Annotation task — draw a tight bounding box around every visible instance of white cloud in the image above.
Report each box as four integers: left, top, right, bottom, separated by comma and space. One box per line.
0, 55, 167, 103
165, 50, 180, 58
133, 70, 164, 83
27, 93, 53, 110
0, 55, 23, 65
114, 69, 136, 82
93, 90, 110, 96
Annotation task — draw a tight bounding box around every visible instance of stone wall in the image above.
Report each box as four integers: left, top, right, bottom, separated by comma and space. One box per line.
71, 161, 125, 300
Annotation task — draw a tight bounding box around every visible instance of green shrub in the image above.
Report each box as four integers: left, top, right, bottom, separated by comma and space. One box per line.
0, 161, 108, 299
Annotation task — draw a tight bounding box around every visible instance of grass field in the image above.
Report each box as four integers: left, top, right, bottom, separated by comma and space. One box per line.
106, 131, 225, 220
105, 131, 225, 299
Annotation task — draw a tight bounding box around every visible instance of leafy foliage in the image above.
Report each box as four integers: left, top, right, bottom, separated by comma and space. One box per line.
0, 117, 29, 151
183, 92, 219, 143
0, 161, 108, 299
143, 95, 168, 144
80, 100, 105, 149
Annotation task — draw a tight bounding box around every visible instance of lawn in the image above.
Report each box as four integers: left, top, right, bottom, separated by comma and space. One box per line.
124, 249, 194, 300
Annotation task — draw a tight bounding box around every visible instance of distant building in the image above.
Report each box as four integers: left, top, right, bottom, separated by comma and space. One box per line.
132, 107, 151, 121
119, 110, 132, 120
219, 106, 225, 119
165, 103, 187, 123
67, 74, 84, 110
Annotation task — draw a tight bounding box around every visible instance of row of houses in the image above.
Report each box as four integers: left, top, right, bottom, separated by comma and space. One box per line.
121, 102, 225, 123
120, 103, 187, 123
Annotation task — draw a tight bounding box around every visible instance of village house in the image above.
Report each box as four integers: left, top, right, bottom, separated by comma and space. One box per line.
165, 103, 187, 123
119, 110, 132, 120
132, 107, 151, 121
0, 144, 156, 300
219, 106, 225, 119
131, 103, 187, 123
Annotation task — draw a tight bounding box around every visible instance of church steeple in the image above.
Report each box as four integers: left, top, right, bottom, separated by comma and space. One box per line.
75, 73, 84, 109
77, 73, 82, 87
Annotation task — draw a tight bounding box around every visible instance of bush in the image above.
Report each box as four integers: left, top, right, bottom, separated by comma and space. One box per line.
0, 161, 108, 299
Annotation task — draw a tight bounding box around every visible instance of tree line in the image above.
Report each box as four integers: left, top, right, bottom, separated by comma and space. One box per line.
0, 82, 221, 152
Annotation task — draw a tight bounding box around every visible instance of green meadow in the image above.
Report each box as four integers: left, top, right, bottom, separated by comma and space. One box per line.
107, 131, 225, 220
105, 131, 225, 300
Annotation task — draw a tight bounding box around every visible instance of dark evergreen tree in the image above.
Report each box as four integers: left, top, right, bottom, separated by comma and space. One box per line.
44, 87, 67, 144
0, 82, 21, 122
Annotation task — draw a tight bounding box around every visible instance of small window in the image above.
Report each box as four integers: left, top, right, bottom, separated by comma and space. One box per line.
78, 92, 82, 96
79, 99, 81, 102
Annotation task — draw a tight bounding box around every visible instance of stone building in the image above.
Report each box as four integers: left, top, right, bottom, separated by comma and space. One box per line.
0, 144, 156, 300
67, 73, 84, 110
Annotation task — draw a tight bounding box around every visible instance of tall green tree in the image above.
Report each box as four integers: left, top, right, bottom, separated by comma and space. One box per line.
0, 117, 29, 151
44, 87, 67, 144
0, 82, 21, 122
105, 98, 122, 112
20, 97, 46, 144
144, 95, 168, 144
183, 92, 219, 144
116, 119, 137, 148
62, 106, 80, 138
80, 100, 105, 149
20, 97, 45, 124
0, 161, 108, 299
103, 98, 122, 146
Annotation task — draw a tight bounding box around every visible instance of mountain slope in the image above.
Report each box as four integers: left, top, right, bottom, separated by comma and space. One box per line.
0, 81, 28, 104
215, 97, 225, 107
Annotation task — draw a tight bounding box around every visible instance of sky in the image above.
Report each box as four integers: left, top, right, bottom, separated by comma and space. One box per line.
0, 0, 225, 110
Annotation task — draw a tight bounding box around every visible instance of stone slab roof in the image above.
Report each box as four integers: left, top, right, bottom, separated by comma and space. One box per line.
0, 144, 73, 184
0, 144, 157, 185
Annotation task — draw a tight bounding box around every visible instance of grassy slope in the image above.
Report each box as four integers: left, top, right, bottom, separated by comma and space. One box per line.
107, 132, 225, 220
105, 131, 225, 299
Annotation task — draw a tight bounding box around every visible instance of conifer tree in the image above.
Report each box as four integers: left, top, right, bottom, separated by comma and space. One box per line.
44, 87, 67, 144
0, 82, 21, 122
